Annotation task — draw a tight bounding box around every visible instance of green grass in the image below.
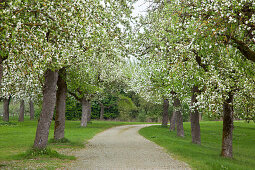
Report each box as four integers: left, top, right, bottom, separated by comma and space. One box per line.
0, 117, 152, 169
18, 148, 76, 160
139, 121, 255, 170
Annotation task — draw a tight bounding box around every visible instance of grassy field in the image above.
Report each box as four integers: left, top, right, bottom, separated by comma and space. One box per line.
139, 121, 255, 170
0, 117, 149, 169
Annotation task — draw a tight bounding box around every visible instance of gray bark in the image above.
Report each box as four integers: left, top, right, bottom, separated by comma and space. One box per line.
54, 68, 67, 140
0, 57, 3, 85
3, 96, 10, 122
81, 97, 90, 127
176, 110, 184, 137
190, 86, 201, 144
30, 101, 35, 120
173, 96, 184, 137
33, 69, 58, 149
199, 113, 202, 121
162, 99, 169, 127
169, 111, 176, 131
18, 100, 25, 122
87, 101, 91, 122
221, 92, 234, 158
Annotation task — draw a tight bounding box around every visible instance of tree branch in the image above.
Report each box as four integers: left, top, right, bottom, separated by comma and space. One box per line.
98, 101, 104, 107
68, 90, 81, 101
229, 36, 255, 62
192, 49, 209, 72
0, 55, 8, 63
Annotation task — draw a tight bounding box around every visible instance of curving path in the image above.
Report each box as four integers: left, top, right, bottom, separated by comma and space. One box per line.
70, 124, 190, 170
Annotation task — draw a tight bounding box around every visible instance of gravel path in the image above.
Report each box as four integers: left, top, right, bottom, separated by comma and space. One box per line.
70, 124, 190, 170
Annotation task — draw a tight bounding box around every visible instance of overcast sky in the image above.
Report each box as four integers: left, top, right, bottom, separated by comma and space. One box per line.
132, 0, 150, 17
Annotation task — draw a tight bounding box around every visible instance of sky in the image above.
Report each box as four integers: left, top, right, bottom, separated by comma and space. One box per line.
132, 0, 150, 17
129, 0, 151, 33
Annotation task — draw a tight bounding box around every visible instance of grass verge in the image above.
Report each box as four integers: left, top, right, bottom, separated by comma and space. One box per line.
17, 148, 76, 160
139, 121, 255, 170
0, 117, 155, 169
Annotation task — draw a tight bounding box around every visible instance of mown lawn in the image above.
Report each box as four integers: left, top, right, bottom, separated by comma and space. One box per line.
139, 121, 255, 170
0, 117, 148, 169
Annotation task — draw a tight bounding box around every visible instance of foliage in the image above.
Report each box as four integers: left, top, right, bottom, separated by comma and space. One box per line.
64, 94, 119, 120
128, 0, 255, 121
1, 0, 134, 110
140, 121, 255, 170
93, 94, 119, 120
117, 94, 137, 121
181, 103, 190, 122
135, 97, 161, 122
65, 92, 147, 121
65, 96, 82, 120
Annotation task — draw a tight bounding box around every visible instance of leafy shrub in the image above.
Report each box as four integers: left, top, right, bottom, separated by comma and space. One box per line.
65, 96, 81, 120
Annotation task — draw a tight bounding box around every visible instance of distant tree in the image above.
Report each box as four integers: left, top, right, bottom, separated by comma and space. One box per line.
18, 100, 25, 122
29, 100, 35, 120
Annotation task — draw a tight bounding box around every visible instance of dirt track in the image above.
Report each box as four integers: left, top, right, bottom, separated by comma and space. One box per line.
70, 124, 190, 170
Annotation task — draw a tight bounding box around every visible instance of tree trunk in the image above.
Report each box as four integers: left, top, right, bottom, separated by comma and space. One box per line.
3, 96, 10, 122
221, 92, 234, 158
33, 69, 58, 149
30, 101, 35, 120
199, 113, 202, 121
190, 86, 201, 144
18, 100, 25, 122
54, 68, 67, 140
99, 103, 105, 120
87, 101, 91, 122
0, 57, 3, 85
169, 111, 176, 131
162, 99, 169, 127
174, 96, 184, 137
176, 110, 184, 137
81, 97, 90, 127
